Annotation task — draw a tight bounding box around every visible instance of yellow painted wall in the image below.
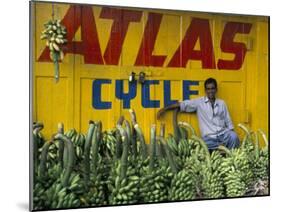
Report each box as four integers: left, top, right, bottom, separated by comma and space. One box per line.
31, 2, 269, 144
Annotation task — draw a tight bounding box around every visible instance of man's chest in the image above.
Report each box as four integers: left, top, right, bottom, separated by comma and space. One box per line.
197, 102, 225, 120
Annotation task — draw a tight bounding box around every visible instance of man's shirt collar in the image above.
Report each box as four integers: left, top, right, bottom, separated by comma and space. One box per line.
204, 96, 218, 106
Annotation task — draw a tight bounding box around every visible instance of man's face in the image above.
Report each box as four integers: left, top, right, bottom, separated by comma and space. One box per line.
205, 83, 217, 100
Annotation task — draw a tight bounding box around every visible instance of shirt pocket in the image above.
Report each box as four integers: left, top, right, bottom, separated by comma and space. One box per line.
217, 108, 226, 125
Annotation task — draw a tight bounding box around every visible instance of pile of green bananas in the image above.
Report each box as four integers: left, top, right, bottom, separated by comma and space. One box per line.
40, 19, 67, 82
33, 114, 269, 210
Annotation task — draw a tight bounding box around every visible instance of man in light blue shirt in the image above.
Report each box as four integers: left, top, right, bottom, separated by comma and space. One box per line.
157, 78, 240, 150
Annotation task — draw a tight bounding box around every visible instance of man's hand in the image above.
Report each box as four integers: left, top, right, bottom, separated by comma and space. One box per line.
157, 103, 180, 120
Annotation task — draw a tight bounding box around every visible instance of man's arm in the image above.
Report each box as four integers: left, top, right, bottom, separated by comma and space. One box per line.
157, 102, 180, 120
157, 99, 199, 120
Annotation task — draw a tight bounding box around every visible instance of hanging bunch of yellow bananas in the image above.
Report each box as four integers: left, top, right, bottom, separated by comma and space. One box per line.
40, 19, 67, 82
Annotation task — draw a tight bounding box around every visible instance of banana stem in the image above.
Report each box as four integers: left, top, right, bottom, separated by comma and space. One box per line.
124, 120, 132, 155
91, 121, 101, 179
83, 121, 95, 186
173, 108, 181, 143
131, 121, 138, 158
258, 129, 268, 147
33, 122, 44, 131
134, 123, 147, 159
53, 52, 60, 83
117, 116, 124, 126
217, 145, 232, 156
254, 132, 260, 158
238, 123, 252, 149
33, 125, 44, 176
149, 125, 156, 172
179, 126, 188, 140
160, 123, 165, 138
54, 133, 75, 187
38, 139, 53, 179
129, 109, 137, 125
178, 121, 196, 136
57, 123, 64, 168
115, 130, 122, 159
191, 135, 211, 170
157, 136, 178, 174
116, 125, 129, 181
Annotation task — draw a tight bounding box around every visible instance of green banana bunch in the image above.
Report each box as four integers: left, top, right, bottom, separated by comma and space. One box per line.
201, 153, 224, 198
238, 124, 268, 184
139, 125, 169, 203
250, 130, 268, 181
108, 124, 140, 205
169, 169, 196, 201
223, 167, 247, 197
101, 130, 117, 159
33, 182, 46, 210
81, 171, 106, 206
108, 159, 140, 205
44, 181, 80, 209
81, 121, 107, 206
71, 133, 85, 162
218, 146, 250, 197
40, 19, 67, 82
158, 136, 196, 201
139, 168, 169, 203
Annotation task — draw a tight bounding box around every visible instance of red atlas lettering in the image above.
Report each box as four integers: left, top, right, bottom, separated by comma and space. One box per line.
217, 22, 252, 70
168, 18, 216, 69
100, 8, 142, 65
135, 13, 167, 67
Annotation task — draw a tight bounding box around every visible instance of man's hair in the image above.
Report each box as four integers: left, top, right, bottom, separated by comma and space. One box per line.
204, 78, 217, 89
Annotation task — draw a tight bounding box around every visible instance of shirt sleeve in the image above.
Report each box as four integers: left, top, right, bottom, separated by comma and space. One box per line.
179, 99, 198, 112
223, 102, 234, 130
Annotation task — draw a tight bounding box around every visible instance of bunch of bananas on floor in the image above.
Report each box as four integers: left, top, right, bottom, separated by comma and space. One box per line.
40, 19, 67, 82
218, 145, 252, 197
193, 136, 224, 198
65, 129, 85, 162
43, 172, 83, 209
237, 125, 269, 195
139, 125, 170, 203
169, 169, 196, 201
33, 130, 83, 210
80, 121, 107, 206
107, 124, 140, 205
33, 112, 269, 210
157, 134, 197, 201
